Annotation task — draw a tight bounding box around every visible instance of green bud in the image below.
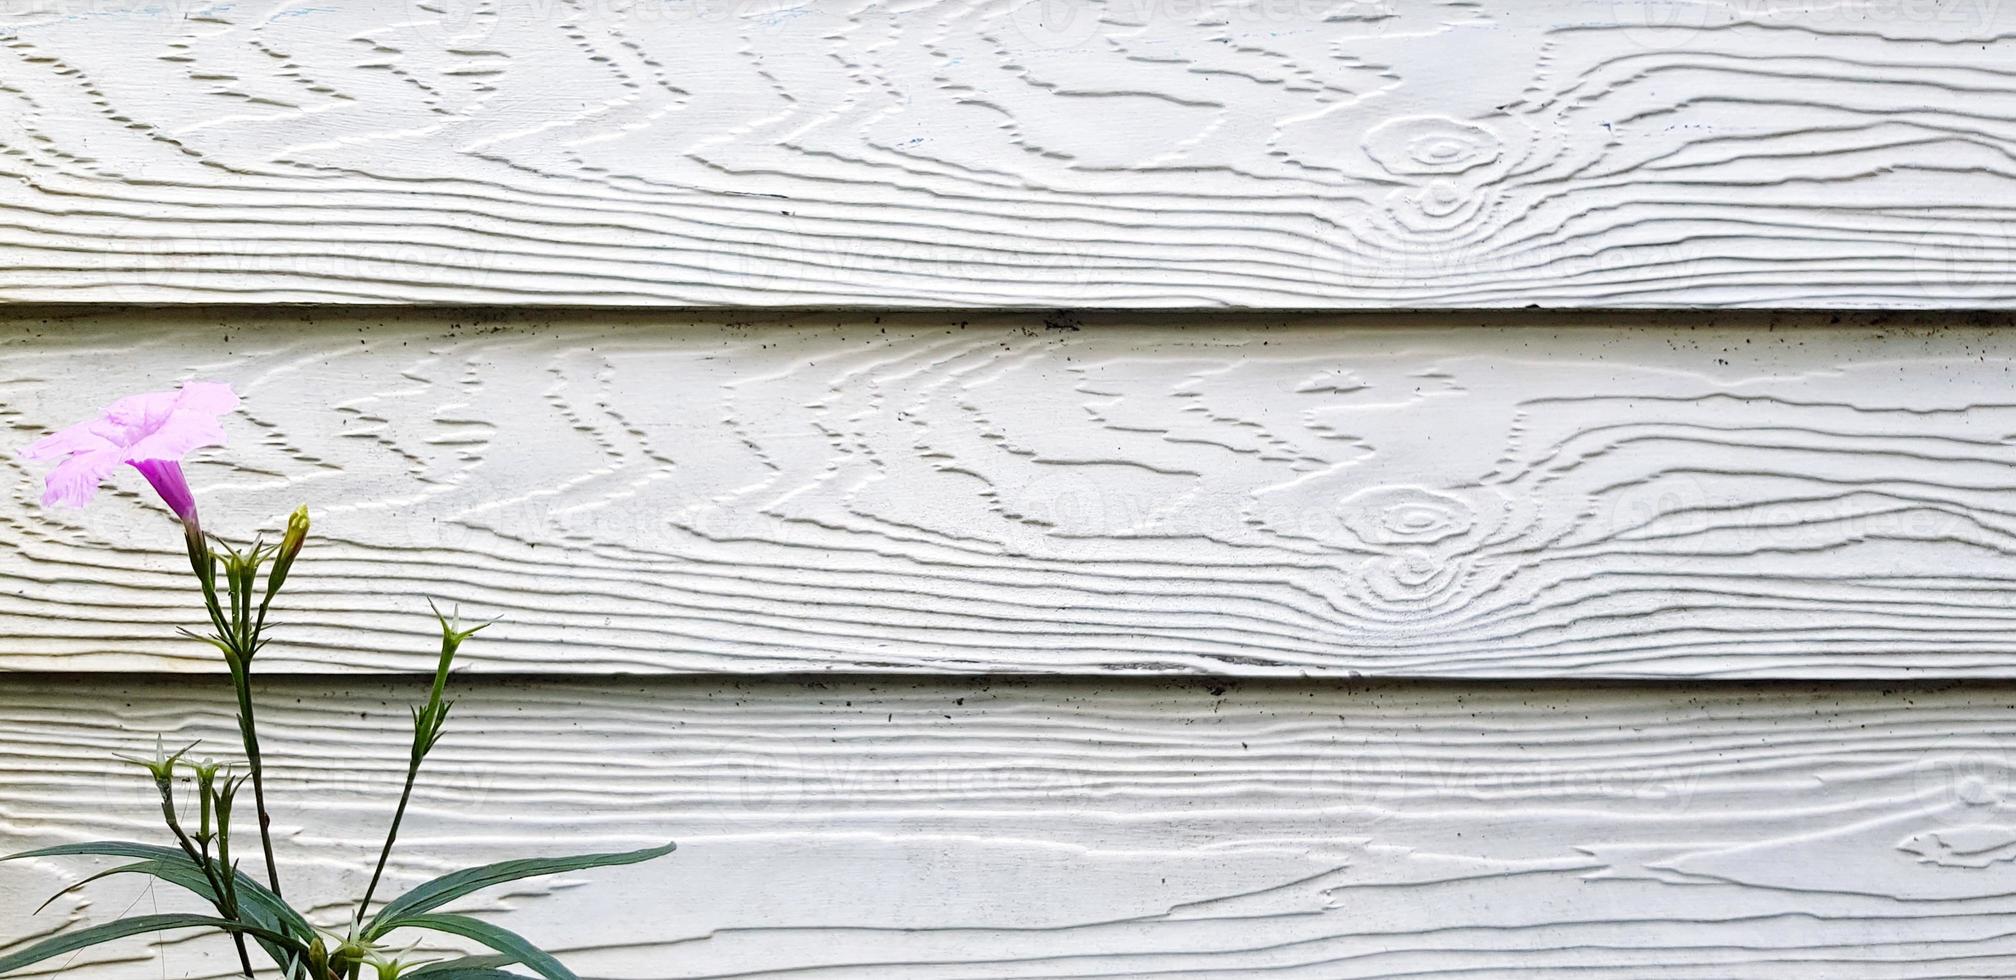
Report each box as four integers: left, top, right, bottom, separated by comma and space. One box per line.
412, 602, 493, 761
220, 539, 274, 599
428, 600, 492, 669
327, 939, 368, 979
115, 737, 200, 785
183, 521, 216, 592
266, 505, 309, 599
306, 937, 329, 980
187, 758, 222, 843
217, 540, 258, 578
369, 954, 420, 980
212, 771, 244, 838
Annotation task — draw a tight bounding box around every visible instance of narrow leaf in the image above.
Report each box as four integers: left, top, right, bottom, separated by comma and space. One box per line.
0, 914, 305, 975
35, 862, 143, 915
383, 915, 573, 980
401, 967, 528, 975
408, 955, 525, 978
409, 954, 519, 976
366, 842, 673, 937
4, 841, 185, 865
5, 841, 312, 940
33, 858, 302, 969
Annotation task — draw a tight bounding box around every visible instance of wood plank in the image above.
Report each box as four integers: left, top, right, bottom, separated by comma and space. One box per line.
5, 674, 2016, 977
2, 1, 2016, 307
10, 307, 2016, 678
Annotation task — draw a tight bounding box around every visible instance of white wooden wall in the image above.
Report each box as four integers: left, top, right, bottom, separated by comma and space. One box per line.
6, 1, 2016, 977
6, 307, 2016, 979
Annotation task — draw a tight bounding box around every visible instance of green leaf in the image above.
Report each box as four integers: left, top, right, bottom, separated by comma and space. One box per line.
5, 840, 185, 865
365, 842, 673, 938
401, 967, 528, 975
409, 954, 520, 976
5, 841, 313, 941
34, 861, 162, 915
33, 858, 303, 970
384, 915, 574, 980
0, 913, 306, 975
408, 955, 527, 978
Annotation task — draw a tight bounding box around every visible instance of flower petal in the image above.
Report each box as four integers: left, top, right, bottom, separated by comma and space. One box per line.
18, 417, 118, 460
99, 389, 180, 431
40, 447, 122, 508
172, 381, 239, 416
120, 408, 227, 463
21, 380, 239, 513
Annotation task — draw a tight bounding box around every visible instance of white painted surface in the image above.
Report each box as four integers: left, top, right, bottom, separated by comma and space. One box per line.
3, 0, 2016, 307
6, 675, 2016, 978
5, 308, 2016, 677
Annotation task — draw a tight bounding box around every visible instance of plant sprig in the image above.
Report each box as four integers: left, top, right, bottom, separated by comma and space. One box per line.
7, 383, 675, 980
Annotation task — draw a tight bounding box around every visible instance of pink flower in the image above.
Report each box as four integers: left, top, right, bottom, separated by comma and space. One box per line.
17, 381, 240, 525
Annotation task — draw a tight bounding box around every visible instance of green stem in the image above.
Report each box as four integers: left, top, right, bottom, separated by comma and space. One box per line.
253, 584, 277, 653
360, 623, 461, 920
358, 754, 422, 917
195, 835, 253, 978
157, 780, 255, 979
185, 526, 233, 652
233, 671, 285, 899
215, 823, 238, 926
180, 517, 308, 977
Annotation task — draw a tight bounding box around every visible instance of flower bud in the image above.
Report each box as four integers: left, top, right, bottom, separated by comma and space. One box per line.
428, 601, 493, 681
327, 938, 367, 979
116, 737, 199, 785
187, 758, 221, 843
412, 602, 493, 760
182, 521, 215, 591
213, 771, 244, 836
266, 505, 309, 599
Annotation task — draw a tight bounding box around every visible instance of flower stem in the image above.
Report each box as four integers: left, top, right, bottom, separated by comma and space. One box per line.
186, 523, 232, 641
233, 670, 285, 898
193, 530, 287, 902
359, 611, 473, 920
155, 778, 255, 979
358, 755, 422, 916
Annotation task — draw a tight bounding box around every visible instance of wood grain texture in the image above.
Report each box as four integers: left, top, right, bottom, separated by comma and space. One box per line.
10, 307, 2016, 678
3, 0, 2016, 307
6, 675, 2016, 978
